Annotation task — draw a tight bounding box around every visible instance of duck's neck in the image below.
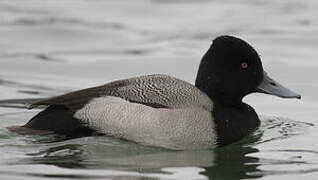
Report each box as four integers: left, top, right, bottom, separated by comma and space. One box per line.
195, 73, 243, 107
195, 49, 244, 106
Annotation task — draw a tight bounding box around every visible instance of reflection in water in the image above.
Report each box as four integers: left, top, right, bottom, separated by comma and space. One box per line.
201, 130, 263, 180
9, 131, 263, 180
26, 144, 87, 169
202, 145, 261, 180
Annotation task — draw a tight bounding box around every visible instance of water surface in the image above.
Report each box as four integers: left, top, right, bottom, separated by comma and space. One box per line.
1, 0, 318, 179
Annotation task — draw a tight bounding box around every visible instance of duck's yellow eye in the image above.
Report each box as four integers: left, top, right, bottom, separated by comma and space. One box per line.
241, 62, 248, 69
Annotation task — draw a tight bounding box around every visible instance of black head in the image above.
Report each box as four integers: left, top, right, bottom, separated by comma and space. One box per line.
195, 36, 264, 105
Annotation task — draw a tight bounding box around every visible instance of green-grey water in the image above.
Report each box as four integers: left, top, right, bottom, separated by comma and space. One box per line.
1, 0, 318, 179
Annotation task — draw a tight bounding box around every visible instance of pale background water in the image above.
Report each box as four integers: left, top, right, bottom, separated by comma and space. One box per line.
0, 0, 318, 179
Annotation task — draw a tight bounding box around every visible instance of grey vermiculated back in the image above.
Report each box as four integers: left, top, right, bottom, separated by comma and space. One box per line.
110, 74, 213, 110
30, 74, 213, 111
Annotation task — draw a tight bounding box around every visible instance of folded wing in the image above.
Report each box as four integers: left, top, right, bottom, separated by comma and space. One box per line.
29, 74, 213, 112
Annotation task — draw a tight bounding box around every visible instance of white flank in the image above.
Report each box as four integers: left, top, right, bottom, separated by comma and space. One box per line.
74, 96, 217, 150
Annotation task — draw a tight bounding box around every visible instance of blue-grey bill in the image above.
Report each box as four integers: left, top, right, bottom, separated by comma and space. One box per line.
256, 72, 301, 99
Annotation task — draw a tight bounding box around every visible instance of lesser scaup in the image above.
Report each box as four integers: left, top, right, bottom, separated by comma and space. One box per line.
9, 36, 300, 149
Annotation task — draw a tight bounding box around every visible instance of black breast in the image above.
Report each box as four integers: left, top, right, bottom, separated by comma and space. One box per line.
213, 103, 260, 146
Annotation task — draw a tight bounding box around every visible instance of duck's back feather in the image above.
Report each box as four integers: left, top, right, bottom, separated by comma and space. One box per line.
30, 74, 213, 111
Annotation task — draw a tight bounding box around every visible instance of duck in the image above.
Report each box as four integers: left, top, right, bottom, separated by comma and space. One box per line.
8, 35, 301, 150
